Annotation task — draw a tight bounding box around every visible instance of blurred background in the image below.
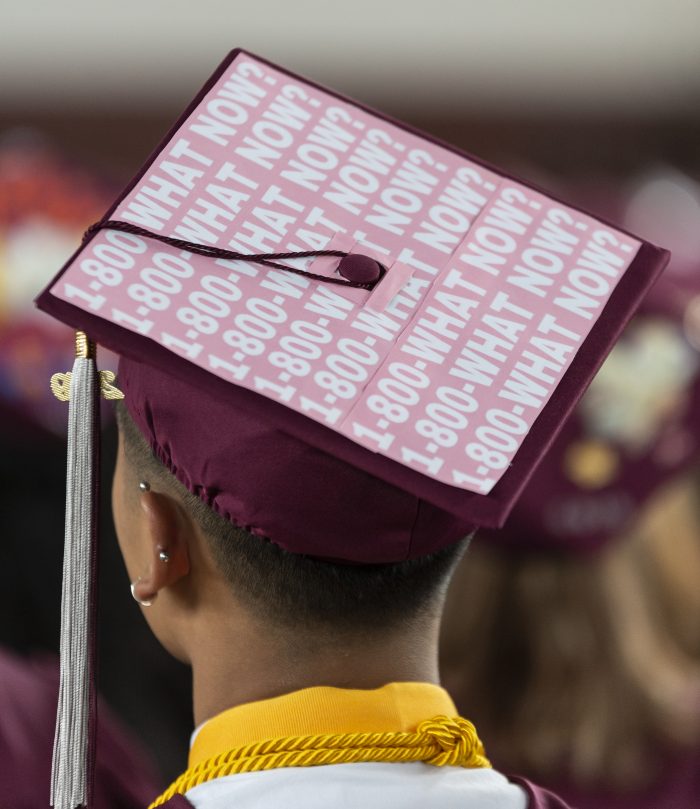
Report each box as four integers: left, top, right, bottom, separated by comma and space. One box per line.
2, 0, 699, 179
0, 0, 698, 802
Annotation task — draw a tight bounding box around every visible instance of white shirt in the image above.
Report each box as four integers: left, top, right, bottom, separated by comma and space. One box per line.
186, 761, 527, 809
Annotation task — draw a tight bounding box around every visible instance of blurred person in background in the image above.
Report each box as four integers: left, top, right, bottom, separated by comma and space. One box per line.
441, 171, 700, 808
0, 646, 159, 808
0, 134, 191, 786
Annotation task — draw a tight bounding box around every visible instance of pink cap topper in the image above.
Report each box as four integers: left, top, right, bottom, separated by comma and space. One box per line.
37, 49, 669, 537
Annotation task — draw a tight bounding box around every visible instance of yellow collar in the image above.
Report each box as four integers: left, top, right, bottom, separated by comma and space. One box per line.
190, 682, 457, 768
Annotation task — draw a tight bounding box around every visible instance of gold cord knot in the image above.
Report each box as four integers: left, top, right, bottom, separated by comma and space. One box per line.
149, 713, 490, 807
418, 716, 489, 768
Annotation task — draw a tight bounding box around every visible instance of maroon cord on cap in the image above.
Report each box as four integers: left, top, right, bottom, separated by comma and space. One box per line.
84, 220, 386, 291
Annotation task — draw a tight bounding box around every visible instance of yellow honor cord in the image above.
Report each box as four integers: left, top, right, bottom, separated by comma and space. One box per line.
149, 715, 490, 808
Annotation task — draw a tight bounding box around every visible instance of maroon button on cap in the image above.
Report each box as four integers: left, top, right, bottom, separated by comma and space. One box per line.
338, 253, 383, 285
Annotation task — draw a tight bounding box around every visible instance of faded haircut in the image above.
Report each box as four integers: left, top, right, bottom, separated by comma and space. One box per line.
116, 401, 469, 632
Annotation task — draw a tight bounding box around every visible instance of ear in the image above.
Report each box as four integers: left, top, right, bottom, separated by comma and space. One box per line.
131, 489, 191, 605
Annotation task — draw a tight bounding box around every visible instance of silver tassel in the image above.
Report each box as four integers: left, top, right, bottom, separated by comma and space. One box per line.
51, 335, 96, 809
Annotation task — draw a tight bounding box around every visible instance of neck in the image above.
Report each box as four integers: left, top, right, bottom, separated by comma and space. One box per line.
189, 613, 442, 727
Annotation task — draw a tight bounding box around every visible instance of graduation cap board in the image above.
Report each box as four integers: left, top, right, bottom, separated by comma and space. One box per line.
36, 49, 669, 808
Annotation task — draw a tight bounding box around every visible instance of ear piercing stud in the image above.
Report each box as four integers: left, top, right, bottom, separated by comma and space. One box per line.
158, 550, 170, 563
139, 481, 150, 492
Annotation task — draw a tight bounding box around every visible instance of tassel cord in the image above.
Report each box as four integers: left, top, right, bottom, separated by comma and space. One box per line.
51, 357, 96, 809
84, 220, 383, 290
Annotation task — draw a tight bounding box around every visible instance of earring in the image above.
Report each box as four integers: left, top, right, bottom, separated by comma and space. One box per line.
139, 481, 150, 492
130, 578, 156, 607
158, 550, 170, 563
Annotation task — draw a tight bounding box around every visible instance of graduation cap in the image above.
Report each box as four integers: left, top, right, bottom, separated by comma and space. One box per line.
36, 49, 669, 808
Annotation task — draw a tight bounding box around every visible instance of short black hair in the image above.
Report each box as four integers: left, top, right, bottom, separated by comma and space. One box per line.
116, 402, 469, 632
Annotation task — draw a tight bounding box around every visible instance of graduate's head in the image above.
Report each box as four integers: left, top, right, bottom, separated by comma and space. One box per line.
112, 358, 472, 662
34, 50, 670, 807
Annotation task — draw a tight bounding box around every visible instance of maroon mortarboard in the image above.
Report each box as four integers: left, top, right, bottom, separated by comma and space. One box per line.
478, 172, 700, 555
35, 49, 668, 807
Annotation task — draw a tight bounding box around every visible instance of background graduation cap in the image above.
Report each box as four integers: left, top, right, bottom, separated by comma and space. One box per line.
477, 169, 700, 555
35, 49, 668, 808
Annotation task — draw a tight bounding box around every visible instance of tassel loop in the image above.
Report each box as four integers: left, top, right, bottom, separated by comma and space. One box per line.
51, 370, 123, 402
